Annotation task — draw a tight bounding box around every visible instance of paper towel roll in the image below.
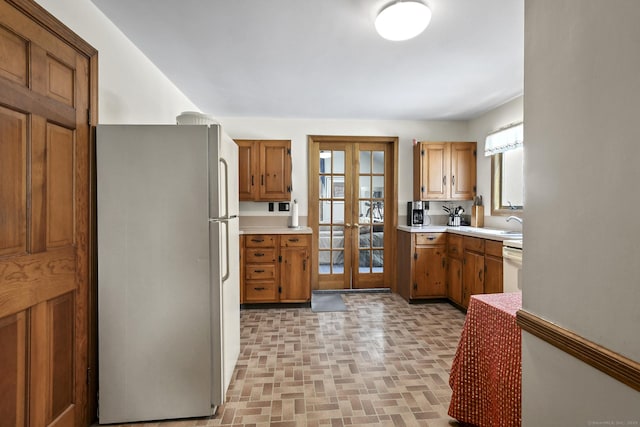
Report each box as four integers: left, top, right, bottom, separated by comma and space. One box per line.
291, 200, 299, 228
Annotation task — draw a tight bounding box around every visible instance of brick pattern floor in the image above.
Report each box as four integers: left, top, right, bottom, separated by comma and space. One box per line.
110, 292, 466, 427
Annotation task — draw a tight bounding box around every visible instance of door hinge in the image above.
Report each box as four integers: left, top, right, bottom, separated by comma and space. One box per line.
413, 283, 417, 290
421, 150, 425, 156
473, 185, 477, 193
413, 252, 417, 260
287, 148, 292, 156
421, 186, 425, 193
278, 255, 282, 263
87, 109, 91, 125
287, 185, 292, 193
278, 286, 282, 293
473, 149, 477, 157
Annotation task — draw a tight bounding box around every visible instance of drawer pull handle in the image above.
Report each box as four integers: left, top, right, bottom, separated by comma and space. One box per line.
254, 269, 265, 273
427, 236, 436, 240
254, 287, 265, 291
288, 238, 300, 242
254, 253, 265, 257
251, 238, 265, 243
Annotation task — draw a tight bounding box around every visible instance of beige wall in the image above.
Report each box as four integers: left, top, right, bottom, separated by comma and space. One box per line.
522, 0, 640, 424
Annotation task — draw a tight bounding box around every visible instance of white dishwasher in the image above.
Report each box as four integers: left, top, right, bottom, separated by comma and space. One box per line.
502, 239, 523, 292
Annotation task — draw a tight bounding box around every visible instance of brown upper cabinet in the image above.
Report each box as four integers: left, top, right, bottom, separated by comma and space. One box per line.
413, 141, 477, 200
236, 139, 292, 201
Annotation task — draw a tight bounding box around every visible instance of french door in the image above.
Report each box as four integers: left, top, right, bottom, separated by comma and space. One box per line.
308, 136, 397, 290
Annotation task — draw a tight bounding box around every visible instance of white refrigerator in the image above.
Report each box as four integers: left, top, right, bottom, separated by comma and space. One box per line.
96, 124, 240, 423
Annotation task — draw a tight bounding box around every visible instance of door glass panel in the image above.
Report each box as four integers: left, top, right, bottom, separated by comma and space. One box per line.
359, 175, 371, 198
332, 251, 345, 274
359, 248, 371, 273
360, 151, 371, 173
333, 151, 345, 174
332, 226, 344, 249
319, 201, 331, 224
372, 175, 384, 199
332, 178, 345, 199
372, 151, 384, 174
333, 202, 344, 224
372, 250, 384, 272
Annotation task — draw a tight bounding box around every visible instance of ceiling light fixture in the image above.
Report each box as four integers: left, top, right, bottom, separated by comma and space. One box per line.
375, 1, 432, 41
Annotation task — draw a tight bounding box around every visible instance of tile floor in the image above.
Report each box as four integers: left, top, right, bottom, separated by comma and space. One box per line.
114, 292, 467, 427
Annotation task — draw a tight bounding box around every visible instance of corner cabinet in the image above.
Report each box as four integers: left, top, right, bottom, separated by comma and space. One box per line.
235, 139, 292, 201
413, 141, 476, 201
240, 233, 311, 304
397, 231, 447, 302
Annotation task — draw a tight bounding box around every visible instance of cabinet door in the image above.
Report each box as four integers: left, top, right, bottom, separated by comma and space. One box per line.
450, 142, 476, 200
280, 246, 310, 302
463, 250, 484, 308
259, 140, 291, 201
484, 254, 503, 294
414, 246, 447, 297
415, 142, 450, 200
236, 140, 257, 201
447, 256, 463, 305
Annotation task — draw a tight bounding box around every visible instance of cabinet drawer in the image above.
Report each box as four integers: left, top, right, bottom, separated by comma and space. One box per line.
280, 234, 310, 247
245, 264, 276, 280
447, 234, 463, 257
245, 235, 276, 248
415, 233, 446, 246
485, 239, 503, 257
245, 248, 277, 263
463, 236, 485, 253
244, 283, 278, 302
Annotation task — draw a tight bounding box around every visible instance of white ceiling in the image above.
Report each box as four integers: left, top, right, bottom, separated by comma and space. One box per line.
91, 0, 523, 121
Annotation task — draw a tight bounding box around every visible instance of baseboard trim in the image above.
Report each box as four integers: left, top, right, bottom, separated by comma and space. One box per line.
516, 309, 640, 392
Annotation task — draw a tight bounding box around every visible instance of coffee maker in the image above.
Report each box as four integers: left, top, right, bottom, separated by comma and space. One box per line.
407, 201, 426, 227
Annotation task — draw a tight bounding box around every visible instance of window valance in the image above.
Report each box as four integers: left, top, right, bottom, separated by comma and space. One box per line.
484, 122, 523, 156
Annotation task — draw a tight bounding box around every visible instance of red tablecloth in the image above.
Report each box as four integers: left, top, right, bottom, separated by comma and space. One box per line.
448, 292, 522, 427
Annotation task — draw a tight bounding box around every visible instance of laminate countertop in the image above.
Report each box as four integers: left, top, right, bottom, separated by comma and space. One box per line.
239, 226, 313, 235
397, 225, 522, 241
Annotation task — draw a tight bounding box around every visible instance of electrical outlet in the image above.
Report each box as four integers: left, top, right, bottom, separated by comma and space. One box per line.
268, 202, 274, 212
278, 202, 290, 212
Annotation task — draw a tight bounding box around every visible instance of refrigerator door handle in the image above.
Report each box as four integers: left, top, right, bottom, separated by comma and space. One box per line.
222, 220, 230, 283
220, 158, 229, 219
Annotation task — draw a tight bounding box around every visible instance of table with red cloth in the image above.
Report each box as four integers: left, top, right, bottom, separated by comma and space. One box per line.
448, 292, 522, 427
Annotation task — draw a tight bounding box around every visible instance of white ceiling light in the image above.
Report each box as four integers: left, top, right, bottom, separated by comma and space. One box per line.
375, 1, 432, 41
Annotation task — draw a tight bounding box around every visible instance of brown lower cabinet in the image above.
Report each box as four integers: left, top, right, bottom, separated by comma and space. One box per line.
397, 231, 447, 301
398, 231, 503, 308
241, 234, 311, 303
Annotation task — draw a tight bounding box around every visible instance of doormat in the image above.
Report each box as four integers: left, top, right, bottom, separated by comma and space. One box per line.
311, 292, 347, 312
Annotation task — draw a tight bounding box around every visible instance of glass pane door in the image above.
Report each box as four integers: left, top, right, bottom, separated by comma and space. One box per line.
353, 146, 386, 289
317, 145, 352, 289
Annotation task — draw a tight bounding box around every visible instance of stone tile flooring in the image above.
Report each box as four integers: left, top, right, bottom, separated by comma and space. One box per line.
113, 292, 467, 427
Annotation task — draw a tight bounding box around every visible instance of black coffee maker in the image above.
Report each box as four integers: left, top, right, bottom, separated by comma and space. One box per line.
407, 201, 426, 227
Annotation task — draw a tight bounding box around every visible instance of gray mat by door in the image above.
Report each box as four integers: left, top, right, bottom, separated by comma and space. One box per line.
311, 293, 347, 312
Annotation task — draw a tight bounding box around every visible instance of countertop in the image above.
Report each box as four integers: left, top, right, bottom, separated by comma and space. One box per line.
240, 226, 313, 235
397, 225, 522, 241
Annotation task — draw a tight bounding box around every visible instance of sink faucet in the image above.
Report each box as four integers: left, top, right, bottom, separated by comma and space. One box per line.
506, 216, 523, 224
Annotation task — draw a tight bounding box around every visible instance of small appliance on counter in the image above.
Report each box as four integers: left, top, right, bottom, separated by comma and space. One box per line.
407, 201, 427, 226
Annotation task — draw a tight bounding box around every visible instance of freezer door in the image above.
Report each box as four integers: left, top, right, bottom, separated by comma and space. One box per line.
209, 125, 239, 219
209, 217, 240, 406
97, 125, 213, 423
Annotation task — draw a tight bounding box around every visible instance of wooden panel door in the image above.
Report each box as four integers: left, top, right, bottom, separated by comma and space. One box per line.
236, 140, 257, 201
414, 246, 446, 297
484, 254, 504, 294
259, 140, 291, 200
450, 142, 476, 200
463, 250, 484, 308
0, 1, 97, 426
447, 256, 463, 305
418, 142, 450, 200
280, 246, 310, 302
